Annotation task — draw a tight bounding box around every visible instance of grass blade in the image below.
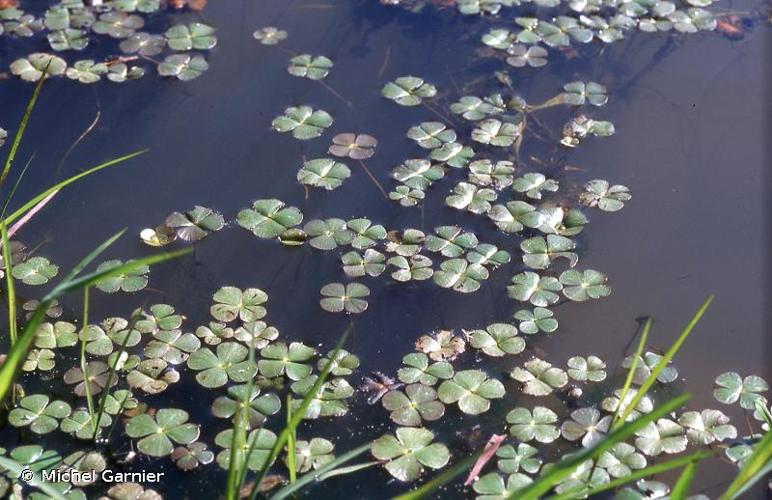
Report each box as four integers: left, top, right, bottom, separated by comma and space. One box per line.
670, 460, 698, 499
0, 71, 45, 189
0, 457, 67, 500
248, 324, 353, 499
2, 149, 147, 228
720, 430, 772, 499
286, 394, 297, 484
225, 340, 257, 500
509, 393, 691, 500
269, 443, 373, 500
552, 450, 713, 500
612, 319, 651, 428
393, 452, 481, 500
2, 221, 18, 345
616, 296, 712, 424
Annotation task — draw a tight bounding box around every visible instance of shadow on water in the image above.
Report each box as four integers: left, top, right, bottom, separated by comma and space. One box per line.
0, 0, 768, 497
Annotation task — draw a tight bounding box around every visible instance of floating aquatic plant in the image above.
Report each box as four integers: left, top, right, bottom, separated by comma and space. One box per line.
563, 81, 609, 106
472, 118, 522, 147
508, 271, 562, 307
304, 219, 354, 250
438, 369, 505, 415
165, 23, 217, 50
713, 372, 768, 409
187, 342, 256, 388
445, 181, 497, 214
8, 395, 71, 435
561, 407, 612, 447
371, 427, 450, 481
94, 259, 149, 293
272, 106, 333, 140
433, 258, 488, 293
389, 185, 425, 207
567, 355, 607, 382
125, 409, 199, 457
297, 158, 351, 190
342, 249, 386, 277
506, 406, 560, 443
559, 268, 611, 301
511, 358, 568, 396
451, 94, 506, 121
119, 32, 165, 56
237, 199, 303, 239
382, 384, 445, 426
467, 323, 525, 357
507, 44, 548, 67
92, 12, 144, 39
211, 384, 281, 428
392, 159, 444, 190
253, 26, 287, 45
258, 341, 315, 380
622, 352, 678, 385
580, 179, 632, 212
397, 353, 454, 386
467, 159, 515, 189
382, 76, 437, 106
319, 282, 370, 313
288, 54, 333, 80
12, 257, 59, 285
513, 172, 559, 200
407, 122, 457, 149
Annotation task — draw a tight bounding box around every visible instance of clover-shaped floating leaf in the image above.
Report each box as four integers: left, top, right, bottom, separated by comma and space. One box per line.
171, 442, 214, 471
567, 355, 607, 382
407, 122, 457, 149
713, 372, 768, 409
511, 358, 568, 396
7, 445, 62, 476
144, 329, 200, 365
93, 12, 144, 38
596, 443, 647, 478
539, 206, 588, 236
513, 173, 559, 200
253, 26, 287, 45
473, 472, 533, 499
415, 330, 465, 362
725, 444, 753, 468
390, 186, 425, 207
563, 81, 608, 106
215, 428, 277, 471
127, 358, 180, 394
93, 259, 148, 293
632, 418, 688, 458
561, 115, 615, 147
304, 218, 354, 250
238, 199, 303, 239
196, 322, 235, 345
165, 205, 224, 242
387, 255, 434, 281
622, 352, 678, 385
139, 225, 176, 247
290, 376, 354, 418
282, 438, 334, 473
288, 54, 332, 80
425, 226, 478, 258
318, 349, 360, 376
136, 304, 183, 333
472, 118, 522, 147
232, 321, 276, 349
102, 483, 162, 500
209, 286, 268, 323
372, 427, 450, 481
212, 384, 281, 428
482, 28, 514, 49
258, 341, 315, 380
343, 249, 386, 278
49, 28, 89, 51
438, 369, 504, 415
343, 218, 385, 249
8, 395, 71, 434
488, 201, 543, 233
34, 321, 77, 349
466, 243, 511, 268
392, 159, 444, 191
451, 94, 506, 121
521, 235, 577, 270
187, 342, 256, 388
580, 179, 631, 212
64, 361, 117, 396
272, 105, 333, 140
61, 450, 108, 487
296, 158, 351, 190
166, 23, 217, 50
468, 159, 515, 189
431, 142, 475, 168
119, 32, 166, 56
23, 348, 55, 372
559, 269, 611, 301
385, 229, 425, 256
506, 406, 560, 443
561, 407, 612, 447
114, 0, 161, 13
468, 323, 525, 357
446, 182, 497, 214
11, 53, 67, 81
507, 44, 548, 67
678, 409, 737, 445
457, 0, 507, 15
602, 389, 654, 422
126, 409, 199, 457
60, 409, 112, 440
107, 63, 146, 83
12, 256, 59, 285
497, 443, 542, 475
383, 384, 445, 426
514, 307, 558, 334
434, 259, 488, 293
382, 76, 437, 106
508, 272, 562, 307
158, 54, 209, 81
319, 282, 369, 314
397, 354, 453, 389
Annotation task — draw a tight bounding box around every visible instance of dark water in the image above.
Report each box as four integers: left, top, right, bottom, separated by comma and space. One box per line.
0, 0, 769, 498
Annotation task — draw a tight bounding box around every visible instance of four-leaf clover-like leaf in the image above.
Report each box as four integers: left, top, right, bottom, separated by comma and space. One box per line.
125, 408, 199, 457
713, 372, 768, 409
382, 384, 445, 426
272, 106, 333, 140
319, 282, 370, 314
438, 369, 505, 415
511, 358, 568, 396
371, 427, 450, 481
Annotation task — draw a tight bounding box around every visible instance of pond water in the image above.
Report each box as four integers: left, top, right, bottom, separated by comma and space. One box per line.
0, 0, 768, 498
